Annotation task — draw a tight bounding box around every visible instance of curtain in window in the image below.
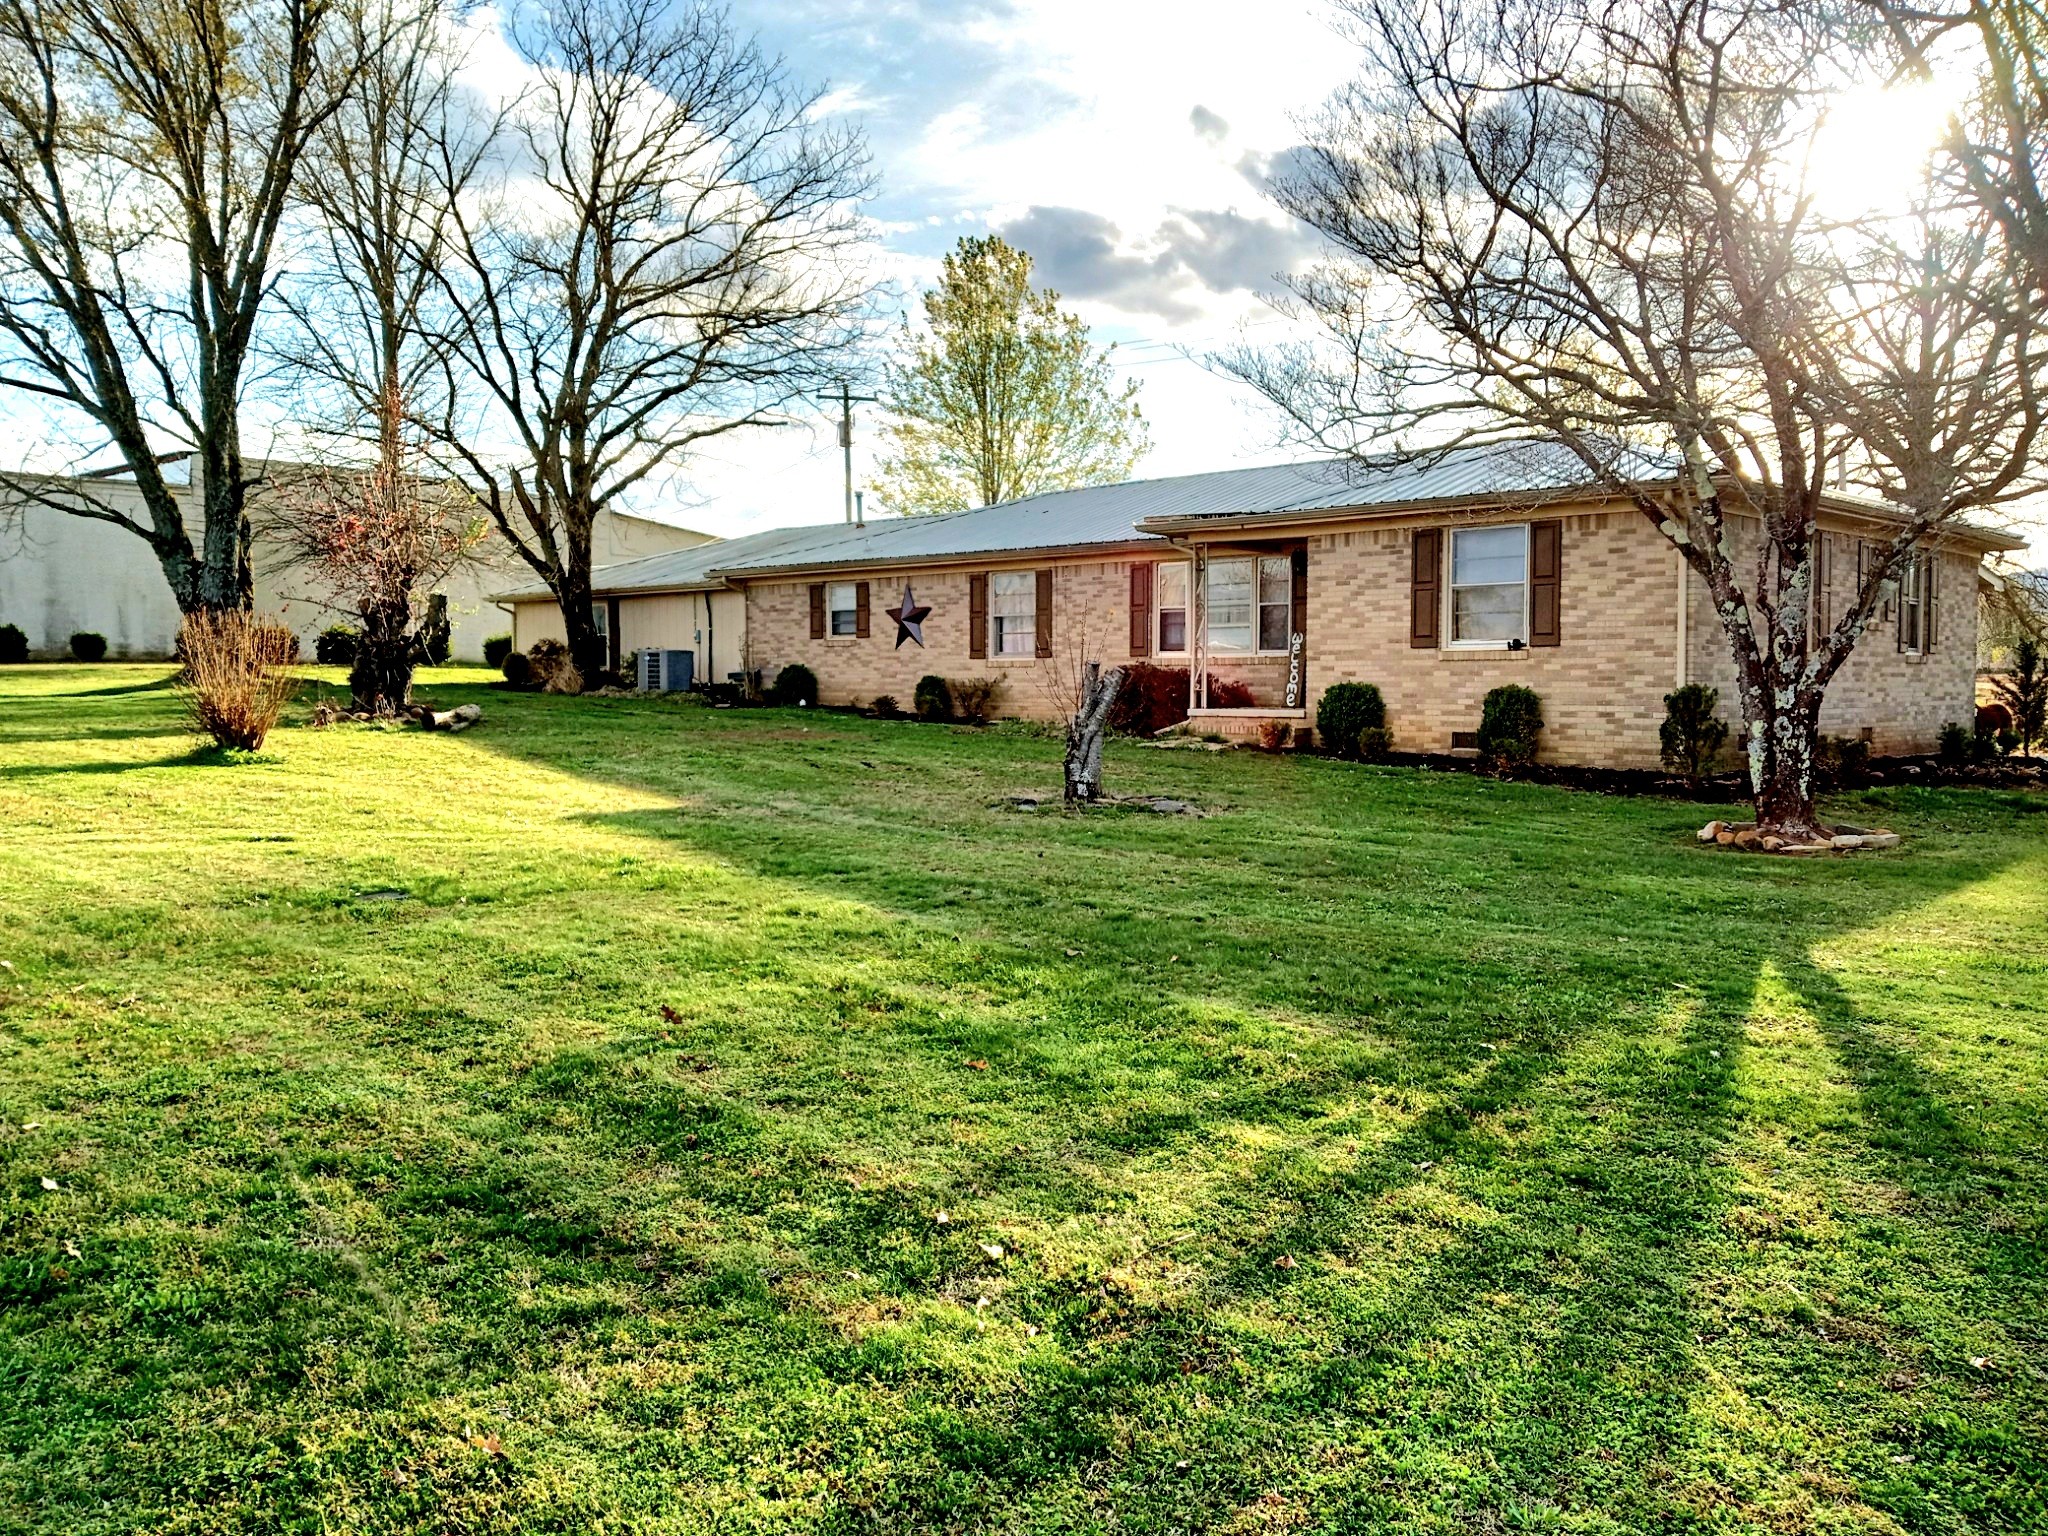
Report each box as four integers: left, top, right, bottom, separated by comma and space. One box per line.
1157, 562, 1189, 652
991, 570, 1036, 655
1206, 557, 1253, 653
1450, 526, 1526, 643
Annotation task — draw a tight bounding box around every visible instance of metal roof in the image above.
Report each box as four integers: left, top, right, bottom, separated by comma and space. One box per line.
490, 440, 2019, 601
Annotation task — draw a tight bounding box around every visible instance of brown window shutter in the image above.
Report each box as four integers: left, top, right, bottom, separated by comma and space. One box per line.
1925, 553, 1938, 651
1291, 544, 1308, 641
1529, 519, 1561, 646
1128, 562, 1152, 657
808, 583, 825, 640
968, 572, 987, 658
1410, 528, 1441, 648
1814, 532, 1828, 631
1035, 568, 1053, 657
854, 580, 870, 639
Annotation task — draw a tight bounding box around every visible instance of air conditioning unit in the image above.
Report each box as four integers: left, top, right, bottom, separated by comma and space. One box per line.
638, 648, 695, 692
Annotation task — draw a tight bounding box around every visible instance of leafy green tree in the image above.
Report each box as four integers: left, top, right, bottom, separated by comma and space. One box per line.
877, 236, 1149, 514
1994, 636, 2047, 754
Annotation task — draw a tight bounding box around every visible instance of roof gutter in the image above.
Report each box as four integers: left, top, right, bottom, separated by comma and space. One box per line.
705, 535, 1173, 584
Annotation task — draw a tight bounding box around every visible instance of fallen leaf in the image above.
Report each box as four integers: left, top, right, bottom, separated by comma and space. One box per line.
62, 1240, 80, 1259
1413, 1160, 1434, 1172
50, 1265, 68, 1280
1969, 1355, 1993, 1370
1026, 1324, 1040, 1337
659, 1004, 683, 1027
1064, 948, 1081, 957
979, 1242, 1005, 1261
1273, 1254, 1298, 1270
963, 1059, 989, 1071
0, 960, 13, 972
469, 1432, 504, 1457
22, 1121, 40, 1131
933, 1210, 951, 1226
38, 1176, 57, 1191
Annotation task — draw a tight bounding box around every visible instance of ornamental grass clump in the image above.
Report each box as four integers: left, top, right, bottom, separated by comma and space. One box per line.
176, 610, 299, 751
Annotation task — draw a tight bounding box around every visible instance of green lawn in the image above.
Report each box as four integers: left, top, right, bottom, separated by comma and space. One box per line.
1, 663, 2043, 1535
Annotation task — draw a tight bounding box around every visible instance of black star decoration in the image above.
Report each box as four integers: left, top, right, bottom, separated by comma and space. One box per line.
885, 583, 931, 648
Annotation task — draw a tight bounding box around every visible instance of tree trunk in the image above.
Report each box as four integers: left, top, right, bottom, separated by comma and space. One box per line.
557, 569, 604, 690
1732, 649, 1828, 841
1064, 662, 1126, 804
349, 603, 416, 715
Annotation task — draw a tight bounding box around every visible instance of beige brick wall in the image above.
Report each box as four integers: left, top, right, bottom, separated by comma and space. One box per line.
1305, 508, 1681, 767
739, 509, 1987, 763
1683, 519, 1981, 756
743, 559, 1232, 719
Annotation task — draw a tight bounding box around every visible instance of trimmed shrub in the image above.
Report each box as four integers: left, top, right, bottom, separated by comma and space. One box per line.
1257, 719, 1291, 751
769, 662, 818, 707
914, 674, 953, 720
1315, 682, 1386, 759
951, 676, 999, 721
1977, 702, 2012, 738
1110, 662, 1190, 736
483, 633, 514, 668
1658, 683, 1728, 782
1937, 721, 1970, 767
0, 623, 27, 663
527, 637, 582, 694
1356, 726, 1394, 763
314, 624, 359, 665
1477, 684, 1543, 769
870, 694, 899, 717
1205, 676, 1255, 709
501, 651, 533, 687
175, 611, 297, 751
1816, 733, 1872, 790
69, 631, 107, 662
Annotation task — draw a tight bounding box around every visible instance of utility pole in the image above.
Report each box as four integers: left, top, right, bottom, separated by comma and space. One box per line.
821, 380, 875, 525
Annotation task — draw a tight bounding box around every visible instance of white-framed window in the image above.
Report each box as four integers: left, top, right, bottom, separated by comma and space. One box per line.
991, 570, 1036, 655
1207, 557, 1254, 653
1448, 524, 1528, 646
1157, 561, 1189, 653
828, 581, 859, 637
1205, 555, 1292, 654
591, 602, 609, 638
1258, 555, 1292, 652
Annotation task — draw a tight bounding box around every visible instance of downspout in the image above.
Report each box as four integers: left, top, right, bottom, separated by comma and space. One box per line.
1163, 534, 1203, 715
1675, 546, 1688, 689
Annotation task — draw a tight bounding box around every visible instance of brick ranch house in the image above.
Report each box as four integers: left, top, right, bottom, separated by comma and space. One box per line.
496, 443, 2022, 767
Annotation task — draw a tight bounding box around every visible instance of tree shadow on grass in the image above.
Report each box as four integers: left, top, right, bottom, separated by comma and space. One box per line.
12, 696, 2035, 1532
0, 746, 249, 778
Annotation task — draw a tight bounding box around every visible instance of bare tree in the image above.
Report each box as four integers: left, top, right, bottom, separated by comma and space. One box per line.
423, 0, 875, 685
262, 380, 483, 713
276, 0, 489, 448
1226, 0, 2045, 839
0, 0, 355, 612
1863, 1, 2048, 291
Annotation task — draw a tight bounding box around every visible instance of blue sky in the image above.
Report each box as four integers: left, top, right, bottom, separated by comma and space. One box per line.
665, 0, 1357, 536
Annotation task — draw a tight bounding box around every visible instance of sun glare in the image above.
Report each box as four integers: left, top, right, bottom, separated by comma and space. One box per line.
1806, 77, 1966, 216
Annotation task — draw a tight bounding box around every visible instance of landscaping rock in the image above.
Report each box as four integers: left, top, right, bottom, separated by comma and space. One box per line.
1698, 820, 1725, 843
